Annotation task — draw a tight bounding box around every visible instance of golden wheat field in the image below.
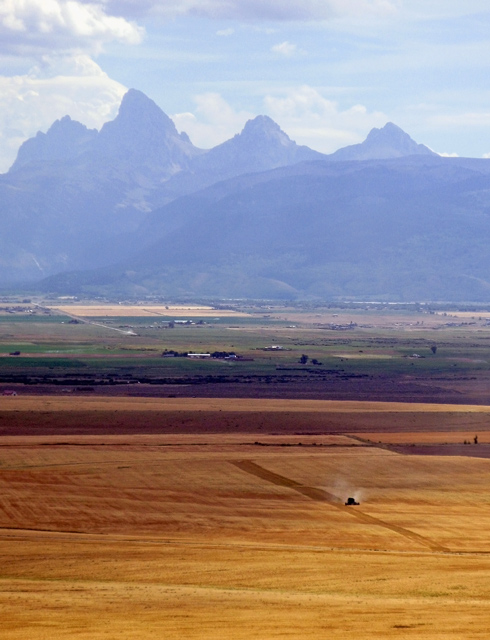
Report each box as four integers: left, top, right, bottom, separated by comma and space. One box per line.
3, 398, 490, 638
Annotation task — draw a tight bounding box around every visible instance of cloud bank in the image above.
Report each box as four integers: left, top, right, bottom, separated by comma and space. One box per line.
264, 86, 388, 152
0, 55, 125, 171
0, 0, 143, 55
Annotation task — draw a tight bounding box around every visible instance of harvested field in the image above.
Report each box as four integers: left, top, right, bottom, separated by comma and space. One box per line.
50, 305, 251, 317
3, 398, 490, 637
2, 396, 490, 437
3, 395, 490, 414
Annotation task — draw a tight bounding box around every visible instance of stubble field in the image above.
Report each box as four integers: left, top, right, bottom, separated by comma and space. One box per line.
3, 397, 490, 638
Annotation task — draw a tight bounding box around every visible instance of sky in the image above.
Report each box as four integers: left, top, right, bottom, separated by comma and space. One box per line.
1, 1, 490, 172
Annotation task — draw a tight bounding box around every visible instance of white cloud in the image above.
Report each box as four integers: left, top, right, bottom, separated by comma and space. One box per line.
0, 54, 126, 172
271, 41, 301, 57
438, 152, 459, 157
0, 0, 143, 56
173, 93, 254, 149
172, 87, 388, 155
263, 85, 388, 153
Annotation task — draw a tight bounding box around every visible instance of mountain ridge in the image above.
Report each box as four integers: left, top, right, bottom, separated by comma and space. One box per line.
39, 153, 490, 302
3, 88, 490, 302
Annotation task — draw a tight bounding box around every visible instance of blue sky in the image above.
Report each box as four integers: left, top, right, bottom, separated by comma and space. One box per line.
1, 1, 490, 171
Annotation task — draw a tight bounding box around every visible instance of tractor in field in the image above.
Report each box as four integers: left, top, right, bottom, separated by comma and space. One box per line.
345, 497, 359, 506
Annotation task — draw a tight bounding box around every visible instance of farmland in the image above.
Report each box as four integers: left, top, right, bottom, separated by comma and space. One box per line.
1, 300, 490, 403
3, 302, 490, 637
3, 398, 490, 638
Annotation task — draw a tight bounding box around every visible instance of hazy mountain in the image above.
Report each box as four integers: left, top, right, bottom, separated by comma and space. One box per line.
10, 116, 97, 171
5, 88, 490, 302
189, 115, 322, 181
145, 114, 325, 205
0, 90, 325, 283
41, 154, 490, 302
329, 123, 436, 161
8, 89, 202, 211
89, 89, 201, 184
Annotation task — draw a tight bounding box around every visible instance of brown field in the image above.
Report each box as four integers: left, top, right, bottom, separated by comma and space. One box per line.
50, 304, 251, 317
3, 397, 490, 638
270, 307, 487, 329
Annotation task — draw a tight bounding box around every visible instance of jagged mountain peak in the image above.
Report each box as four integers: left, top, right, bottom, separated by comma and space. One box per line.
330, 122, 436, 161
365, 122, 422, 147
236, 115, 292, 147
117, 89, 175, 130
187, 113, 322, 181
9, 115, 96, 172
98, 89, 181, 144
367, 121, 405, 137
242, 115, 285, 134
46, 115, 89, 135
88, 89, 200, 180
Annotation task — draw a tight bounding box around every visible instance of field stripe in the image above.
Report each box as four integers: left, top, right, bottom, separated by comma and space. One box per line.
2, 396, 490, 413
232, 460, 449, 553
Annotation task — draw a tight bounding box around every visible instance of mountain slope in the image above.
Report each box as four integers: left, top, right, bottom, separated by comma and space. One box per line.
150, 114, 325, 201
40, 155, 490, 301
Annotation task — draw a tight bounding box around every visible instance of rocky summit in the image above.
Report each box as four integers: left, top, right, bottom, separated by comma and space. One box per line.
329, 122, 436, 161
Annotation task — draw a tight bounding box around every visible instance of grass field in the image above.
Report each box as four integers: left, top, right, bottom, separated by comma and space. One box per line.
3, 302, 490, 403
2, 398, 490, 637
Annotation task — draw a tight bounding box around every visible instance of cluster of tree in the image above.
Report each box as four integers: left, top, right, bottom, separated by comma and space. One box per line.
161, 350, 189, 357
299, 354, 322, 365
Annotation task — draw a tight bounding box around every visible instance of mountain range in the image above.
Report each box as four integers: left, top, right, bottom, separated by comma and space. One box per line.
3, 89, 490, 301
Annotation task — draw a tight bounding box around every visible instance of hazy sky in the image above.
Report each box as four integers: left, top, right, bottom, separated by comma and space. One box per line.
1, 1, 490, 171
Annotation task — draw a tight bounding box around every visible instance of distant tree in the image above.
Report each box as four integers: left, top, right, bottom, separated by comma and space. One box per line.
300, 354, 309, 364
474, 435, 479, 444
430, 345, 437, 354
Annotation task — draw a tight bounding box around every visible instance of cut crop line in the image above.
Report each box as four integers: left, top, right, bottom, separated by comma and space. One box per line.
232, 460, 449, 553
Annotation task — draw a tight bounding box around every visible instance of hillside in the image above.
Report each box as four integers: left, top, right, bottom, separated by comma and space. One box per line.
41, 155, 490, 301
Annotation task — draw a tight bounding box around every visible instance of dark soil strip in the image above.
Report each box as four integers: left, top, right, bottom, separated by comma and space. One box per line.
232, 459, 449, 553
388, 444, 490, 459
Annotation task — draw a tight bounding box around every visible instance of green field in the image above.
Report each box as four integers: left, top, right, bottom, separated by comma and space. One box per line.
0, 301, 490, 401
